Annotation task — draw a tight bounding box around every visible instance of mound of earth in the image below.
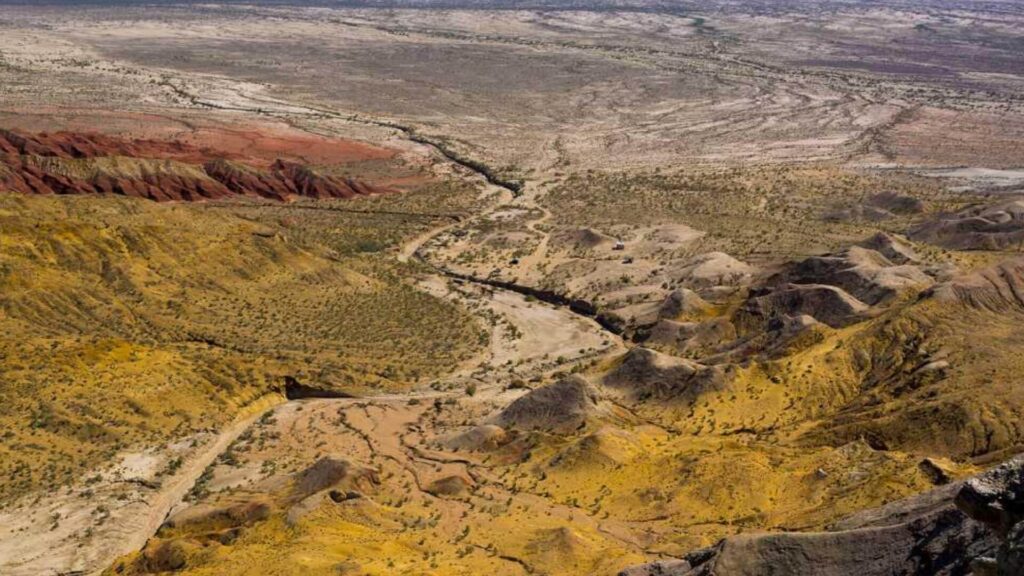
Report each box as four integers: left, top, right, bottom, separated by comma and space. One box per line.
644, 317, 737, 359
930, 257, 1024, 312
552, 227, 617, 251
658, 288, 713, 321
524, 527, 600, 569
909, 198, 1024, 250
770, 245, 933, 306
425, 474, 474, 497
137, 540, 201, 573
0, 129, 392, 202
548, 428, 640, 469
737, 284, 870, 329
290, 457, 378, 502
670, 252, 755, 290
442, 424, 509, 452
601, 288, 713, 337
163, 499, 272, 534
709, 313, 827, 362
620, 457, 1024, 576
823, 204, 895, 223
494, 375, 601, 433
866, 191, 925, 215
603, 347, 725, 402
856, 232, 920, 264
823, 192, 924, 223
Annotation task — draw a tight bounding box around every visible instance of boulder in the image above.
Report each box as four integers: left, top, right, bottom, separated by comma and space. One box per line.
956, 456, 1024, 575
620, 463, 1004, 576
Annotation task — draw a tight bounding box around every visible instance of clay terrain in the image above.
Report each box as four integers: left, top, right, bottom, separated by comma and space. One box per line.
0, 0, 1023, 575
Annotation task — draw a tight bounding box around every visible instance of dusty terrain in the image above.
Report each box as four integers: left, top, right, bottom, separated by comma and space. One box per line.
0, 1, 1023, 575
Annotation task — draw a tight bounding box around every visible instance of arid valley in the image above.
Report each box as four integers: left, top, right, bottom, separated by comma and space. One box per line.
1, 1, 1024, 575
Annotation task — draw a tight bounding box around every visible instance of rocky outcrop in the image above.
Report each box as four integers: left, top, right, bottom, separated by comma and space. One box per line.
495, 376, 601, 433
1, 155, 234, 201
0, 129, 391, 202
618, 559, 693, 576
955, 456, 1024, 575
618, 458, 1024, 576
0, 128, 197, 160
603, 347, 725, 401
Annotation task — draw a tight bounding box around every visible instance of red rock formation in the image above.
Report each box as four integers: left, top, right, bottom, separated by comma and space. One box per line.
0, 129, 393, 202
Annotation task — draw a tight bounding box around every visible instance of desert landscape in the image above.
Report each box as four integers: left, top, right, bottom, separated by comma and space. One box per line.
1, 1, 1023, 575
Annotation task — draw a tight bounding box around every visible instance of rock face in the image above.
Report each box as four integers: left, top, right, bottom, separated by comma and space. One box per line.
955, 456, 1024, 575
495, 376, 601, 433
603, 347, 724, 401
0, 129, 391, 202
620, 457, 1024, 576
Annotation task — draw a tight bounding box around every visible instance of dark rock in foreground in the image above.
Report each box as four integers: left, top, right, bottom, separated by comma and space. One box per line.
618, 457, 1024, 576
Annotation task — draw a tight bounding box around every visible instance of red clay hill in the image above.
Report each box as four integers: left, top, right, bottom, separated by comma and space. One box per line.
0, 128, 396, 202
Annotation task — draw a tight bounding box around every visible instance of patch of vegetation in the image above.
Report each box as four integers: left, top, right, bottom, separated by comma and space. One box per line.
0, 191, 486, 504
